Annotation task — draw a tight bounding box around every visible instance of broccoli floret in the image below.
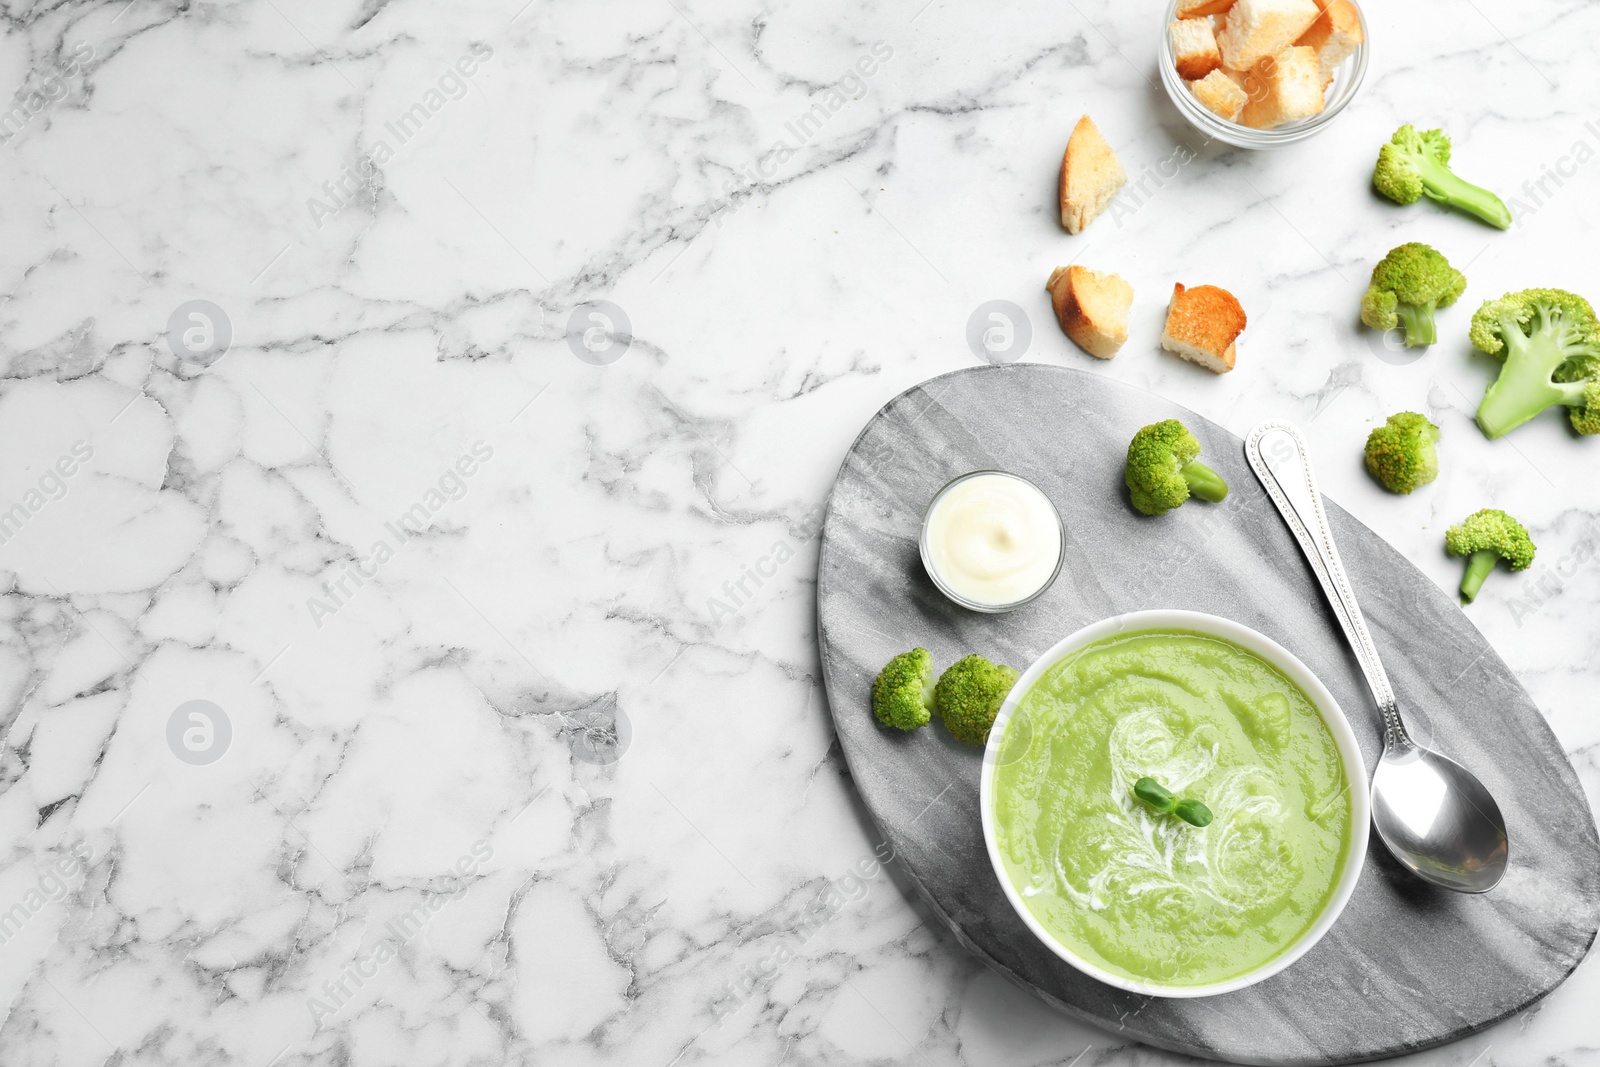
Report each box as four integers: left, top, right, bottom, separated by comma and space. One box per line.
1364, 412, 1440, 494
1124, 420, 1229, 517
934, 654, 1019, 747
1445, 509, 1535, 604
1469, 288, 1600, 439
1373, 125, 1511, 230
1359, 243, 1467, 348
1571, 391, 1600, 435
871, 648, 936, 731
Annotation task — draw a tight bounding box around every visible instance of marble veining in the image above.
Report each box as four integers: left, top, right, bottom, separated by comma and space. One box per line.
817, 364, 1600, 1064
1, 0, 1598, 1064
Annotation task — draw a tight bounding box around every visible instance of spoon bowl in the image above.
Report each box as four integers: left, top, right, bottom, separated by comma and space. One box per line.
1246, 421, 1511, 893
1372, 747, 1509, 893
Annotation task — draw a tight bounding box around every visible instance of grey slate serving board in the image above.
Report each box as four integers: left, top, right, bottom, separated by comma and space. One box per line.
816, 363, 1600, 1066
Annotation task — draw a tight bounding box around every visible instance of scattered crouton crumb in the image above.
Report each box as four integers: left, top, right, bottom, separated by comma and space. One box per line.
1161, 283, 1247, 373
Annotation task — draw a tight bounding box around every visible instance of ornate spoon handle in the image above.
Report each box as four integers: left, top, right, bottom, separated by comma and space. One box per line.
1245, 420, 1411, 751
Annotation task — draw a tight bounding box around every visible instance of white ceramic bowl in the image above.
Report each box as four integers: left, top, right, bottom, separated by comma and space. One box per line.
980, 609, 1370, 997
1158, 0, 1370, 149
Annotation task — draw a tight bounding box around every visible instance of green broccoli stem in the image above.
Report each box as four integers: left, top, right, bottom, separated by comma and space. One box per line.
1475, 323, 1592, 438
1180, 460, 1229, 503
1460, 549, 1502, 603
1414, 153, 1512, 229
1394, 301, 1437, 347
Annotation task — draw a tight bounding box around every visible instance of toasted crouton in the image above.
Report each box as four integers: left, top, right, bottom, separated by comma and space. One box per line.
1176, 0, 1234, 16
1240, 46, 1325, 128
1224, 61, 1287, 104
1189, 69, 1248, 122
1169, 19, 1223, 80
1297, 0, 1362, 77
1160, 283, 1246, 373
1216, 0, 1322, 70
1046, 265, 1134, 360
1226, 63, 1262, 101
1058, 116, 1126, 235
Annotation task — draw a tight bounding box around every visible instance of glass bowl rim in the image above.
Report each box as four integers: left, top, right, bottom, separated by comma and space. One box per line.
1157, 0, 1371, 149
918, 469, 1066, 614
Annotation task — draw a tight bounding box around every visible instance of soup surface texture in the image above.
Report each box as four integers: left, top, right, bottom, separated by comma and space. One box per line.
992, 629, 1353, 987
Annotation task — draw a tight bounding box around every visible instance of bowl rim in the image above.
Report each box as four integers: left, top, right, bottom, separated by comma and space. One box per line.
918, 469, 1065, 613
979, 609, 1371, 998
1157, 0, 1370, 149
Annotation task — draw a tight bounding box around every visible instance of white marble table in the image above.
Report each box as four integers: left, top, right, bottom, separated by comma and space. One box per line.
0, 1, 1596, 1065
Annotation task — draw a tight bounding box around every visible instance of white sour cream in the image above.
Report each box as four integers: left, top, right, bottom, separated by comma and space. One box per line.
921, 472, 1063, 610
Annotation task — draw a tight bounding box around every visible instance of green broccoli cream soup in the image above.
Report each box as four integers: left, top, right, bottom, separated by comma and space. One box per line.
992, 630, 1352, 987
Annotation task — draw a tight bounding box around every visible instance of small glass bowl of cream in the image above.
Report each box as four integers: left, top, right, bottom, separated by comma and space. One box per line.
919, 471, 1065, 613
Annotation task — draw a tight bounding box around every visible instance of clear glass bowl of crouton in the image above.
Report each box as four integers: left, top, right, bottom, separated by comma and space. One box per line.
1160, 0, 1369, 149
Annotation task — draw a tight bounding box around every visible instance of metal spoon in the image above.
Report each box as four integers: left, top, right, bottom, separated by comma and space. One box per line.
1245, 420, 1509, 893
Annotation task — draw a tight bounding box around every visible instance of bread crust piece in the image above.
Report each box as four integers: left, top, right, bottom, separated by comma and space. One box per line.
1296, 0, 1362, 76
1058, 116, 1127, 234
1176, 0, 1235, 16
1189, 69, 1248, 122
1216, 0, 1322, 70
1240, 45, 1325, 128
1160, 283, 1246, 373
1046, 265, 1134, 360
1169, 19, 1223, 80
